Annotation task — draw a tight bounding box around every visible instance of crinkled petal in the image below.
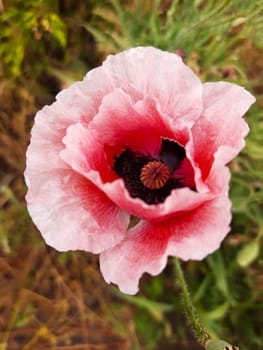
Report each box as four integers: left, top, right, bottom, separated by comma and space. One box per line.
25, 84, 129, 253
25, 103, 73, 173
100, 221, 170, 294
57, 69, 115, 123
25, 72, 115, 175
26, 169, 129, 253
167, 195, 232, 260
204, 149, 231, 195
89, 88, 175, 155
100, 195, 231, 294
89, 172, 215, 221
60, 121, 115, 184
190, 82, 255, 180
101, 47, 203, 129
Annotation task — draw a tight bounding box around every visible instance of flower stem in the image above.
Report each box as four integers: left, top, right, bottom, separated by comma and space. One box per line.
174, 257, 210, 347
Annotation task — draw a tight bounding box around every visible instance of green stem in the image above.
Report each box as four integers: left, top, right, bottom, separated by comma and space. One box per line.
174, 257, 210, 347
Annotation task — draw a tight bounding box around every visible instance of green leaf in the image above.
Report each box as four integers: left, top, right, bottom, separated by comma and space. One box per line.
114, 291, 173, 322
207, 252, 232, 301
47, 13, 67, 48
200, 302, 229, 320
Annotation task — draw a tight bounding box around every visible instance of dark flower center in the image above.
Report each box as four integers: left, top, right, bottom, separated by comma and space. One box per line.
113, 138, 188, 205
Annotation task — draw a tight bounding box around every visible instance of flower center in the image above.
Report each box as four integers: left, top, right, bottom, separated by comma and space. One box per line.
113, 139, 190, 205
140, 161, 170, 189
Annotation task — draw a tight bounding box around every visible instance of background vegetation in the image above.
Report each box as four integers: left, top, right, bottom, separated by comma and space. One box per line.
0, 0, 262, 349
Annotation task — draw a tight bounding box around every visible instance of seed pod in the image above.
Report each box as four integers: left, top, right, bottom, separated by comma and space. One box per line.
140, 161, 170, 189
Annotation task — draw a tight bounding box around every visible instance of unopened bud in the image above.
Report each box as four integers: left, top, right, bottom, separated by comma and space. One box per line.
205, 339, 240, 350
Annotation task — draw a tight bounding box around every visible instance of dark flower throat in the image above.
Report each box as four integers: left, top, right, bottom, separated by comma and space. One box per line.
114, 139, 186, 205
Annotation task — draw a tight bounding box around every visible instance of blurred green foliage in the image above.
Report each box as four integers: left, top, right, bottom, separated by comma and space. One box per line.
0, 1, 262, 350
86, 0, 263, 70
0, 0, 66, 77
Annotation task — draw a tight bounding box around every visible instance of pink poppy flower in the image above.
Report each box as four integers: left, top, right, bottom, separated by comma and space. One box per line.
25, 47, 255, 294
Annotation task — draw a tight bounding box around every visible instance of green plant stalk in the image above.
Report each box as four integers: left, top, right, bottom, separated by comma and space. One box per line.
174, 257, 210, 347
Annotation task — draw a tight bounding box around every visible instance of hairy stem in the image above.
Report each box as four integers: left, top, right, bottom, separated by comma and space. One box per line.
174, 257, 210, 347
